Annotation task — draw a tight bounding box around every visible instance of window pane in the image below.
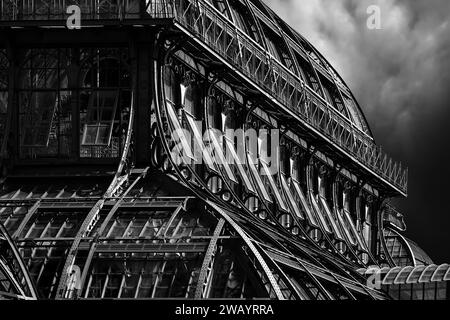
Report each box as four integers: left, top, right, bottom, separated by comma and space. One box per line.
96, 125, 111, 145
82, 125, 98, 145
20, 92, 57, 147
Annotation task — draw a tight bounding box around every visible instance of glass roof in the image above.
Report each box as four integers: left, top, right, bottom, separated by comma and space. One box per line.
203, 0, 372, 135
406, 238, 434, 266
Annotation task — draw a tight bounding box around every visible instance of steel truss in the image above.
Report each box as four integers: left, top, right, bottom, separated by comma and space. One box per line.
0, 0, 424, 302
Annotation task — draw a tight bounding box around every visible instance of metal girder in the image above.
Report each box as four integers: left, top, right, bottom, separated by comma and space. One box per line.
72, 193, 201, 299
0, 258, 27, 298
0, 223, 37, 299
96, 169, 150, 237
253, 241, 305, 300
0, 0, 407, 198
266, 249, 379, 300
11, 200, 40, 239
54, 197, 107, 299
55, 90, 136, 299
194, 218, 226, 299
94, 242, 209, 254
260, 243, 336, 300
206, 201, 285, 300
168, 0, 407, 196
76, 169, 179, 298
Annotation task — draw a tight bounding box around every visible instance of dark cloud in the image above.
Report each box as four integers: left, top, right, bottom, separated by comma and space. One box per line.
269, 0, 450, 262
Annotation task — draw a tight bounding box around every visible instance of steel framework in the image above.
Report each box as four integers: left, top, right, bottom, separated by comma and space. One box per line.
0, 0, 407, 194
0, 0, 442, 301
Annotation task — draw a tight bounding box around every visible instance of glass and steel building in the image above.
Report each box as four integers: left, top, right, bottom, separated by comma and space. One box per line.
0, 0, 447, 300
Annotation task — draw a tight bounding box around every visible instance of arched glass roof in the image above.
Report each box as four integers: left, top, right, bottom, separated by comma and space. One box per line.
383, 228, 434, 267
406, 239, 434, 266
0, 223, 37, 299
1, 167, 384, 300
383, 229, 415, 267
204, 0, 372, 136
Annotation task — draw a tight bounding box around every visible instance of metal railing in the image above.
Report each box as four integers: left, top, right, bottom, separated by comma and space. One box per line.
171, 0, 408, 194
0, 0, 408, 194
0, 0, 173, 20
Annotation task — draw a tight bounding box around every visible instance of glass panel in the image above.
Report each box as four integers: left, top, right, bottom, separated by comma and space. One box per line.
224, 138, 255, 193
86, 261, 109, 298
247, 154, 271, 202
82, 125, 98, 145
25, 220, 48, 238
0, 50, 8, 90
395, 267, 414, 284
423, 282, 436, 300
309, 193, 332, 233
384, 230, 414, 267
137, 273, 155, 298
228, 0, 260, 43
96, 124, 111, 145
295, 52, 322, 95
388, 285, 400, 300
166, 101, 195, 161
318, 196, 344, 240
153, 261, 175, 297
436, 282, 447, 300
104, 274, 123, 298
206, 0, 231, 18
107, 218, 130, 238
120, 273, 140, 298
81, 91, 118, 146
59, 218, 81, 237
185, 112, 216, 171
208, 129, 238, 183
20, 91, 58, 147
0, 91, 8, 149
280, 175, 303, 219
432, 265, 450, 282
260, 24, 295, 72
399, 284, 412, 300
127, 217, 148, 237
411, 283, 424, 300
343, 93, 367, 132
209, 248, 246, 299
340, 209, 359, 246
261, 162, 288, 211
22, 211, 85, 239
292, 180, 318, 226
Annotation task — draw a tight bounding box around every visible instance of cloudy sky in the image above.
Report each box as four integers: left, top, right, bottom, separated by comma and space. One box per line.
268, 0, 450, 262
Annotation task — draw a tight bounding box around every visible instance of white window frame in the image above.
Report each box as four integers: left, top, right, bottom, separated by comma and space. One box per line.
81, 90, 119, 147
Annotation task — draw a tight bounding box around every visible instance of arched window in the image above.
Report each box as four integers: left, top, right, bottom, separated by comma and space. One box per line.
18, 48, 71, 159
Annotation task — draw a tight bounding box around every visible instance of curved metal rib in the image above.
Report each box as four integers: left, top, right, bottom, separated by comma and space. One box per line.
55, 91, 136, 299
0, 222, 37, 299
206, 201, 284, 299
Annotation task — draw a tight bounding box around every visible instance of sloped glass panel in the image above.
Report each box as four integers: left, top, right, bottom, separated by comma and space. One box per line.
20, 92, 57, 147
81, 91, 118, 146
